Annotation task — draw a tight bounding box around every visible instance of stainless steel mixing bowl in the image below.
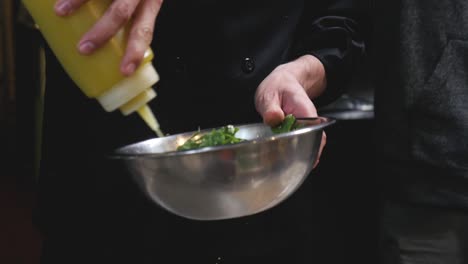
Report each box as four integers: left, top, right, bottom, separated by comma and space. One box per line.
112, 117, 335, 220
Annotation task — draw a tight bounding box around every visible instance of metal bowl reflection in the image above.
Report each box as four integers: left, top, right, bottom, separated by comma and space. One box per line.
112, 117, 335, 220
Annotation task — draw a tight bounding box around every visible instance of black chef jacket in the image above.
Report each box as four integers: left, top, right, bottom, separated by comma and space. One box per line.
372, 0, 468, 210
36, 0, 366, 262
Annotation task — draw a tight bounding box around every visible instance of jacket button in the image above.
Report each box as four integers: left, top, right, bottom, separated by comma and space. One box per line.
174, 56, 186, 74
241, 57, 255, 74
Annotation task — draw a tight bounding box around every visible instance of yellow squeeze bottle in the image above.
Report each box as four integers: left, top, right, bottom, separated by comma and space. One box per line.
22, 0, 164, 137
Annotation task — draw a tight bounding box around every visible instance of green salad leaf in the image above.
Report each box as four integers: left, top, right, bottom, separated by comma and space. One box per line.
177, 125, 244, 151
176, 115, 304, 151
271, 114, 303, 134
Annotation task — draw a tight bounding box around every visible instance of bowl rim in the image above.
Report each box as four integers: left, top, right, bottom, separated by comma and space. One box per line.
111, 116, 336, 160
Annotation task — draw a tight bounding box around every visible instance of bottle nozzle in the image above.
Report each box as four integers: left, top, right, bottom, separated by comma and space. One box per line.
137, 104, 164, 137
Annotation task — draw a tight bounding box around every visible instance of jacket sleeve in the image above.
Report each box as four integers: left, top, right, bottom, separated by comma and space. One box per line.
291, 0, 368, 107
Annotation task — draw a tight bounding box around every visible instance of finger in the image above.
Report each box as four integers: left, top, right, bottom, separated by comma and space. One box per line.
282, 96, 317, 119
55, 0, 89, 16
313, 131, 327, 169
77, 0, 141, 55
121, 0, 163, 75
255, 87, 285, 127
263, 109, 285, 127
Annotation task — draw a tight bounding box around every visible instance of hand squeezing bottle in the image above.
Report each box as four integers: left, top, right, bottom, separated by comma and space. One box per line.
22, 0, 164, 137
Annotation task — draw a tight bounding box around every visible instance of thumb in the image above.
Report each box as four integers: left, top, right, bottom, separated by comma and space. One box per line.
262, 104, 285, 127
255, 86, 285, 126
